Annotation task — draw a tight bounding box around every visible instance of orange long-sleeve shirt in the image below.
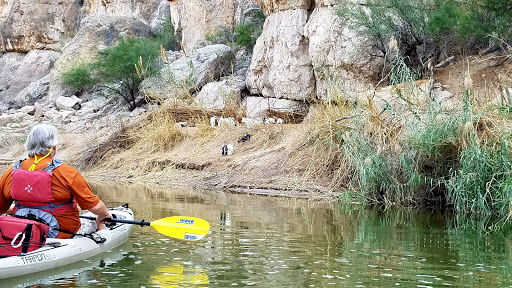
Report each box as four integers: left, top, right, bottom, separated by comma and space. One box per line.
0, 157, 100, 238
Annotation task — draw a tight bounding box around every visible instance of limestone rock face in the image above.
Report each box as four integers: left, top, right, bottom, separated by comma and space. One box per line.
246, 9, 315, 101
246, 0, 383, 102
254, 0, 311, 15
0, 50, 60, 110
55, 14, 152, 68
305, 6, 382, 101
170, 0, 258, 49
0, 0, 80, 52
82, 0, 163, 23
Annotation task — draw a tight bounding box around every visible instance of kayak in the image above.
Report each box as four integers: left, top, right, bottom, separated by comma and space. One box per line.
0, 204, 133, 280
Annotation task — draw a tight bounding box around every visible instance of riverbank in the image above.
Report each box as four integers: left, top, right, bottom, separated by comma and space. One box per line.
1, 52, 512, 211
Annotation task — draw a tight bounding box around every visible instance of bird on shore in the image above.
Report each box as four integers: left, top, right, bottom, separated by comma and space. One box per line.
222, 143, 234, 156
238, 133, 251, 143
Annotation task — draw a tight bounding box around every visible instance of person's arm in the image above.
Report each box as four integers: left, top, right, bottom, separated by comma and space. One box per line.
0, 167, 14, 214
88, 200, 113, 230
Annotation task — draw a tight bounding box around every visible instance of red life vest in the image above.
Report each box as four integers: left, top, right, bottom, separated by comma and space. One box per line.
11, 159, 76, 214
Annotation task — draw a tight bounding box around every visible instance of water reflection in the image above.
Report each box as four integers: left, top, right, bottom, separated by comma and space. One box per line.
21, 181, 512, 287
150, 263, 209, 287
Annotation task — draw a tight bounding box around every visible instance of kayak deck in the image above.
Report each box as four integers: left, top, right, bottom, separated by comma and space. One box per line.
0, 205, 133, 279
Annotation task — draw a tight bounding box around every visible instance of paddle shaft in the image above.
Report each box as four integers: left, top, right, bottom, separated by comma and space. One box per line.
80, 215, 150, 226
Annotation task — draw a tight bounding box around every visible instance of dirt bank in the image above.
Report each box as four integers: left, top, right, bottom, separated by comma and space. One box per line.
1, 53, 510, 202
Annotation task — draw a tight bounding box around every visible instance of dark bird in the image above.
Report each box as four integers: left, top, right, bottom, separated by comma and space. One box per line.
238, 133, 251, 143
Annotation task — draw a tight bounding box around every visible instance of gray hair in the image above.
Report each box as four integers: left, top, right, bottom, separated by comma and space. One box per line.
25, 124, 59, 157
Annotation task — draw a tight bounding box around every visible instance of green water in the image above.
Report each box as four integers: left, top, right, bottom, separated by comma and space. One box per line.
7, 183, 512, 287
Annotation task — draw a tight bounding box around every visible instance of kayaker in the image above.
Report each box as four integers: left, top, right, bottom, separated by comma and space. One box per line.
0, 123, 112, 238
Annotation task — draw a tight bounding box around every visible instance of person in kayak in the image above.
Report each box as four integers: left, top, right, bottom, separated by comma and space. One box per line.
0, 123, 112, 239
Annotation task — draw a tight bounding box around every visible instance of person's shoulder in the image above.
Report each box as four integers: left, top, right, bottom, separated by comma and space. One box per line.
53, 161, 81, 175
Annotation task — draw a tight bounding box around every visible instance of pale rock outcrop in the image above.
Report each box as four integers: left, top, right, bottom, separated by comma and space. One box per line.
246, 9, 314, 101
141, 44, 234, 100
14, 74, 52, 108
243, 96, 309, 118
82, 0, 163, 23
254, 0, 311, 15
0, 112, 24, 126
195, 75, 246, 110
0, 0, 80, 52
56, 95, 81, 111
149, 0, 172, 34
0, 50, 60, 110
247, 0, 383, 103
55, 14, 152, 69
170, 0, 258, 49
305, 6, 381, 101
17, 105, 35, 115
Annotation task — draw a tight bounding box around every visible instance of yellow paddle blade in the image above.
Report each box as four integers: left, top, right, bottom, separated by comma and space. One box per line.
150, 216, 210, 241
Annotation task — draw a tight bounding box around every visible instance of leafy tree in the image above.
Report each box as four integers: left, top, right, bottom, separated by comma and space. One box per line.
428, 0, 512, 44
62, 37, 160, 110
338, 0, 512, 79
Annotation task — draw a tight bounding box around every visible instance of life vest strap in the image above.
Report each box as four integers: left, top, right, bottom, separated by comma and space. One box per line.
15, 197, 75, 212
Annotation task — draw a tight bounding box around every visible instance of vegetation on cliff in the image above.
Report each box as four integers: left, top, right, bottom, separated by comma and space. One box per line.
338, 0, 512, 77
61, 23, 178, 110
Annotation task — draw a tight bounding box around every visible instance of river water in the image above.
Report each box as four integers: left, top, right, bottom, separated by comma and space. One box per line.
6, 182, 512, 287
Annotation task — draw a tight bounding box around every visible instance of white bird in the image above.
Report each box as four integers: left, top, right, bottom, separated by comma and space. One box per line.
222, 143, 234, 156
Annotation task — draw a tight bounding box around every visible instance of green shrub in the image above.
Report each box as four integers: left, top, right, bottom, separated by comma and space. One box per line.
205, 26, 235, 46
155, 21, 179, 51
206, 11, 265, 51
92, 37, 160, 110
62, 63, 95, 94
427, 0, 512, 43
235, 23, 256, 51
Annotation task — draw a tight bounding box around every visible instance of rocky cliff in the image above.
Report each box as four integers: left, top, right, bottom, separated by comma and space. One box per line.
0, 0, 386, 119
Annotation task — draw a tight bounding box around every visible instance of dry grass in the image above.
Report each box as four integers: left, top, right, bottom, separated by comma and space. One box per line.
286, 99, 355, 190
129, 108, 186, 153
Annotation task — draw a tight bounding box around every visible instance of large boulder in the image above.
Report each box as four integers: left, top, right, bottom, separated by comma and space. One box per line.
195, 75, 246, 110
0, 0, 81, 52
0, 50, 60, 110
246, 9, 315, 101
305, 6, 382, 101
246, 0, 383, 102
141, 44, 234, 100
